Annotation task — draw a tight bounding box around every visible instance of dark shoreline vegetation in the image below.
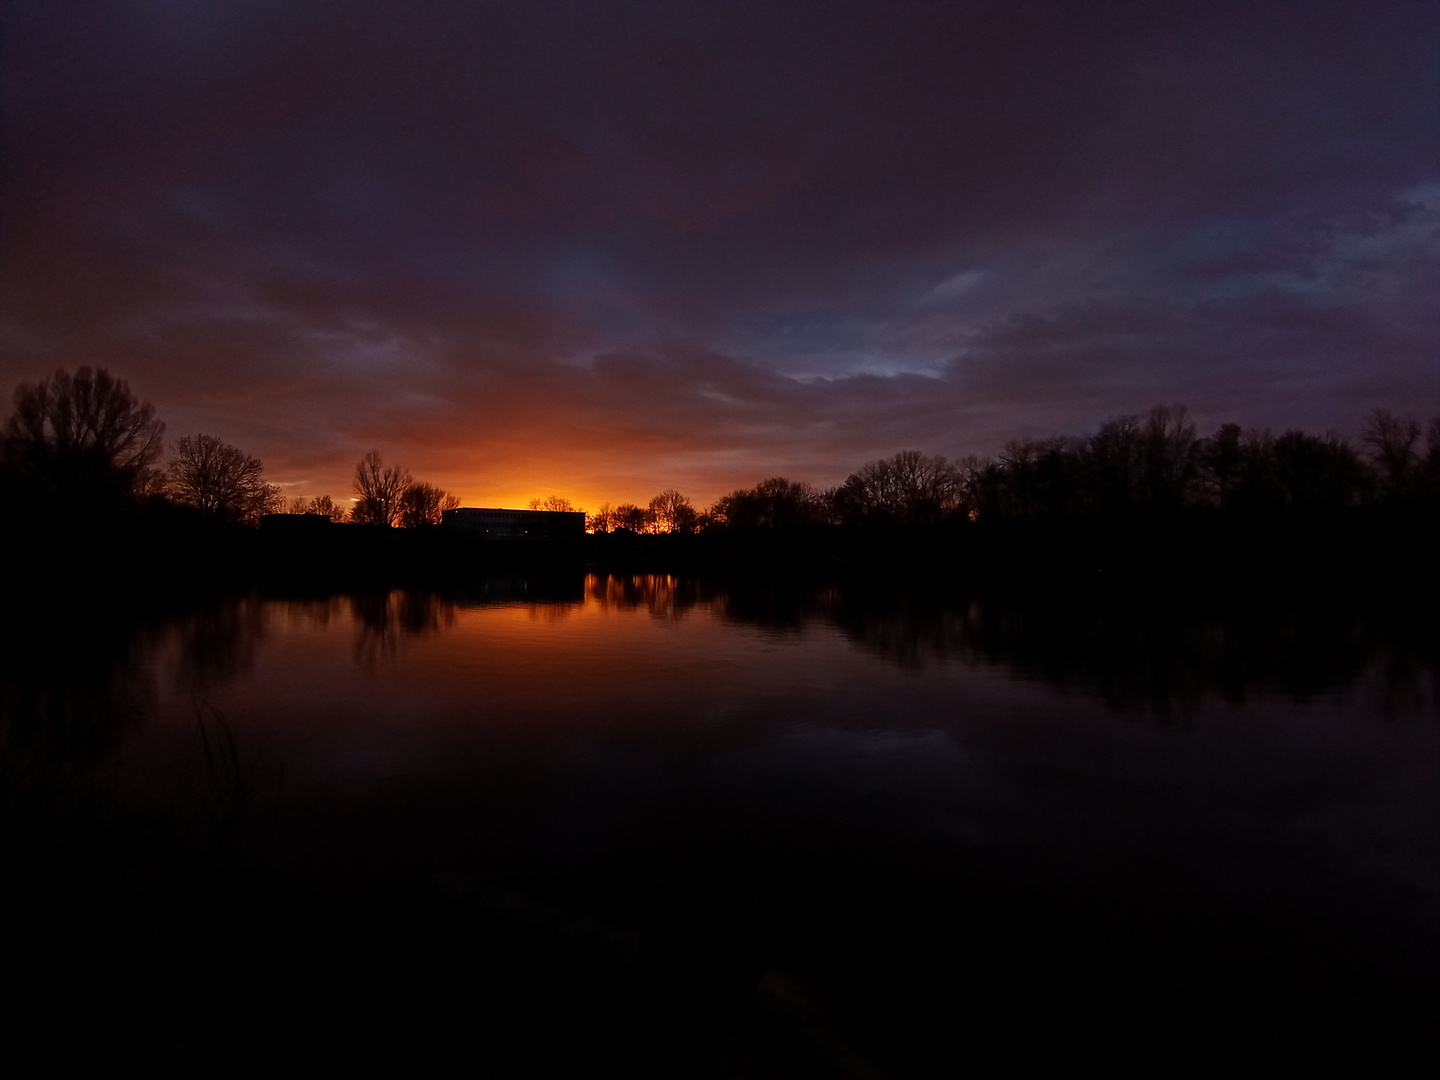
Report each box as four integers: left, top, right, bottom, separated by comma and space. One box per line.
4, 368, 1437, 1070
10, 498, 1440, 608
3, 367, 1438, 605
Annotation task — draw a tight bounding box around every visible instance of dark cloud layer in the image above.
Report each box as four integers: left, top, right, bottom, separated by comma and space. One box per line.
3, 1, 1437, 505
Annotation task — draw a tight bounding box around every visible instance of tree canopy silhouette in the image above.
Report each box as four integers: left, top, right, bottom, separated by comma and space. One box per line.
352, 452, 410, 526
689, 403, 1438, 532
1, 367, 164, 509
1363, 409, 1425, 501
304, 495, 349, 522
648, 489, 697, 533
612, 503, 651, 532
401, 482, 460, 527
712, 478, 825, 529
834, 451, 961, 524
166, 434, 281, 522
529, 495, 578, 513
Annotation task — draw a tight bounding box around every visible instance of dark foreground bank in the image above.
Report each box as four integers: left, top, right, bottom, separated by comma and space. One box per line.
10, 500, 1440, 599
9, 800, 1432, 1073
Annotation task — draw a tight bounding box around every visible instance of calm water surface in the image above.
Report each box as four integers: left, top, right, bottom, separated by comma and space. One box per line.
7, 574, 1437, 1068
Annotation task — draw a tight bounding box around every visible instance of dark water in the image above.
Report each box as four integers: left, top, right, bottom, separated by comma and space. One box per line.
4, 575, 1436, 1071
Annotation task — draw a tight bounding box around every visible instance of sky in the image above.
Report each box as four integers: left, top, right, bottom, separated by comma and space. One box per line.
2, 1, 1437, 509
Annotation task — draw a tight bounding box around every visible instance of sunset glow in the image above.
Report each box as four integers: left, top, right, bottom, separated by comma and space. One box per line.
3, 3, 1436, 505
4, 7, 1436, 1065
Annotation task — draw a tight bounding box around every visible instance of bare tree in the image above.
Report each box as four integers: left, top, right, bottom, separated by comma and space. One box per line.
2, 366, 164, 505
166, 434, 278, 523
1234, 427, 1283, 510
1086, 414, 1146, 513
305, 495, 348, 522
1273, 430, 1367, 510
613, 502, 651, 532
993, 438, 1084, 519
955, 455, 1005, 521
1362, 409, 1422, 499
399, 482, 460, 527
352, 451, 410, 526
648, 489, 696, 533
287, 493, 347, 521
587, 503, 615, 533
837, 451, 960, 523
1139, 403, 1200, 508
528, 494, 578, 512
710, 478, 823, 528
1201, 423, 1245, 509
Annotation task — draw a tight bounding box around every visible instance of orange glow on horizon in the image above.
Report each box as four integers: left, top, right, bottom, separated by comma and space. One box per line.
275, 462, 825, 518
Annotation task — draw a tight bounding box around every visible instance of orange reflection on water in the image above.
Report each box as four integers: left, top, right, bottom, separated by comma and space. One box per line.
143, 575, 847, 765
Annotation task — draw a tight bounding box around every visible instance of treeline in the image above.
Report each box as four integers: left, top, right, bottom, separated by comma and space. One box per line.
5, 369, 1437, 538
579, 404, 1440, 534
0, 367, 458, 527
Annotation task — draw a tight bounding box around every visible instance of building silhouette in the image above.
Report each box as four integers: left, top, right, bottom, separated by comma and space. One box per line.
442, 507, 586, 540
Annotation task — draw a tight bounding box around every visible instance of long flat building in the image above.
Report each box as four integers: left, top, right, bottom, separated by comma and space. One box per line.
441, 507, 586, 539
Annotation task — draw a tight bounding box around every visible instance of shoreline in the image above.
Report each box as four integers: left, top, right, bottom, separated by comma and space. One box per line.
10, 503, 1438, 602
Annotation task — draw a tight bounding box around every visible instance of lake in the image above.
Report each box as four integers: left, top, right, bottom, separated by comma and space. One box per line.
5, 574, 1436, 1071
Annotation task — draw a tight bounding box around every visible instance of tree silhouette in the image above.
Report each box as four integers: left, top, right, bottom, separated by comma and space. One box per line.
587, 502, 616, 533
992, 438, 1085, 519
352, 452, 410, 526
613, 502, 651, 532
712, 478, 824, 528
648, 489, 696, 533
1086, 415, 1144, 515
1138, 404, 1199, 508
2, 366, 164, 508
400, 482, 460, 527
166, 434, 281, 522
1201, 424, 1246, 510
529, 495, 578, 512
305, 495, 348, 522
835, 451, 960, 524
1271, 430, 1367, 510
571, 402, 1437, 533
1363, 409, 1423, 501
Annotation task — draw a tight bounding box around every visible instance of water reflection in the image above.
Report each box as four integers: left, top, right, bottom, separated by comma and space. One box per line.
695, 579, 1440, 716
320, 572, 1440, 722
450, 576, 585, 609
350, 591, 457, 670
2, 595, 269, 768
3, 576, 1435, 772
0, 607, 156, 762
170, 598, 268, 694
2, 576, 1434, 1068
587, 574, 706, 620
349, 583, 590, 669
382, 573, 1436, 716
